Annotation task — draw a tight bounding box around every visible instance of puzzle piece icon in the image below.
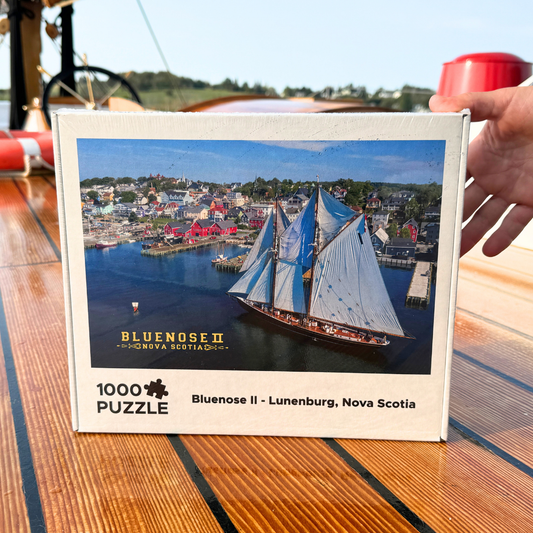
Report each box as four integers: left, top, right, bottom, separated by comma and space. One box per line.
144, 379, 169, 400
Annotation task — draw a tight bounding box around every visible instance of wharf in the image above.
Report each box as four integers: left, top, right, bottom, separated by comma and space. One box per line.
214, 255, 247, 272
141, 239, 219, 257
377, 256, 415, 268
405, 261, 432, 308
84, 236, 144, 249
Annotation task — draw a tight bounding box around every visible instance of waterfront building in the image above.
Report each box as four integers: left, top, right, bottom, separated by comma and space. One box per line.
164, 222, 192, 238
385, 238, 416, 258
371, 228, 389, 251
191, 219, 215, 237
212, 221, 238, 236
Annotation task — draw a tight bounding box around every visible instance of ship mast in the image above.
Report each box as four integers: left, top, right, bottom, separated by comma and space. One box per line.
306, 177, 320, 319
270, 198, 279, 311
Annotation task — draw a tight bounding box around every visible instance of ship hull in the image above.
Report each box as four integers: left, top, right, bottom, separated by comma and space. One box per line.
231, 296, 389, 348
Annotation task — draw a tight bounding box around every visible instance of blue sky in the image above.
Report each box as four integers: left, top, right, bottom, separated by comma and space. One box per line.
1, 0, 530, 93
77, 139, 445, 185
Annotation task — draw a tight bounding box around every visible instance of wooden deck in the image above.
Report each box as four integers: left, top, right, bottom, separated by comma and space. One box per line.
1, 174, 532, 533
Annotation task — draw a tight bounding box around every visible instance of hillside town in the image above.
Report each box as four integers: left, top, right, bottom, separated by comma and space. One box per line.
80, 174, 441, 262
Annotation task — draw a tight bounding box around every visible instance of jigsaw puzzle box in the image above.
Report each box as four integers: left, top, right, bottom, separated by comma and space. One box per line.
53, 110, 469, 440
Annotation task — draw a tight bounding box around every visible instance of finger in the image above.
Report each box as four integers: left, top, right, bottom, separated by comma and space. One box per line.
482, 204, 533, 257
460, 196, 509, 256
463, 180, 489, 222
429, 89, 513, 122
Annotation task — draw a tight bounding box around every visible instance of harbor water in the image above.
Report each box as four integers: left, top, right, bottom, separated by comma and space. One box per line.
86, 242, 435, 374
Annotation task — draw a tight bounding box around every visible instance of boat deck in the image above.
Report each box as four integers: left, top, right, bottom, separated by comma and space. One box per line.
240, 300, 385, 346
2, 174, 533, 532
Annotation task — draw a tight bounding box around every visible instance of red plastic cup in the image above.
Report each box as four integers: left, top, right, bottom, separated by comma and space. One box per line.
437, 52, 531, 96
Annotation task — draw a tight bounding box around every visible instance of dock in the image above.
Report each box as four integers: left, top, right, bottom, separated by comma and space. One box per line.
376, 256, 415, 268
141, 239, 219, 257
405, 261, 432, 308
84, 236, 144, 249
214, 255, 247, 272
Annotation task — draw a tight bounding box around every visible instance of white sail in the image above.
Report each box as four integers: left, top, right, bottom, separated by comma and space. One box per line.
274, 260, 307, 314
241, 204, 290, 273
247, 258, 273, 304
228, 250, 269, 297
309, 215, 404, 336
318, 190, 357, 249
279, 191, 316, 268
240, 212, 273, 272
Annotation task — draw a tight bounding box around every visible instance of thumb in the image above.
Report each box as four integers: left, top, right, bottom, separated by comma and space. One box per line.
429, 89, 513, 122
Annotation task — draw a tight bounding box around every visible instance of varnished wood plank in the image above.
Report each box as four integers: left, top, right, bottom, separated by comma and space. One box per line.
0, 335, 31, 533
450, 355, 533, 469
338, 427, 533, 533
0, 264, 223, 533
0, 180, 57, 268
454, 311, 533, 388
457, 244, 533, 337
182, 434, 419, 533
13, 176, 61, 250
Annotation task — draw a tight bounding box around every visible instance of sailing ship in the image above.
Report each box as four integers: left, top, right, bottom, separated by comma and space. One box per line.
228, 182, 410, 347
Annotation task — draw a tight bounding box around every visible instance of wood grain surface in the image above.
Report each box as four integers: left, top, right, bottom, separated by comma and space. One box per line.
0, 180, 57, 268
454, 311, 533, 387
0, 261, 225, 533
338, 427, 533, 533
0, 336, 31, 533
2, 175, 533, 533
182, 434, 418, 533
450, 355, 533, 469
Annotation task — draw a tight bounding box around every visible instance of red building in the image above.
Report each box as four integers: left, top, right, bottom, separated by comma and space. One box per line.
191, 220, 215, 237
212, 221, 237, 235
249, 217, 265, 229
397, 218, 419, 243
367, 198, 381, 209
164, 222, 192, 238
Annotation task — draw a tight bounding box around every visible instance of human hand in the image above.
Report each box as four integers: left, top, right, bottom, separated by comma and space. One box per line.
429, 87, 533, 256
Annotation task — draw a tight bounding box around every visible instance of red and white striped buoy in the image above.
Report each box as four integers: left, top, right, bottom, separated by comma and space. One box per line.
0, 130, 54, 176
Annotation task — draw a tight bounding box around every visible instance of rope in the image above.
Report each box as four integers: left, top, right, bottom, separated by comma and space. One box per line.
134, 0, 187, 109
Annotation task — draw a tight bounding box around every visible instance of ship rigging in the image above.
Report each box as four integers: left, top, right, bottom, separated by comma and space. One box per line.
228, 181, 412, 347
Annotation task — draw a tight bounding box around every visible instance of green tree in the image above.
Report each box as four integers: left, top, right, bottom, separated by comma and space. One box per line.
121, 191, 136, 204
386, 223, 398, 239
147, 194, 157, 203
404, 199, 420, 221
117, 177, 135, 185
87, 190, 99, 201
399, 227, 411, 239
129, 211, 138, 223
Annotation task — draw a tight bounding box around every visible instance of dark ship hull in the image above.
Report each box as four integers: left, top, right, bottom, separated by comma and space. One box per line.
231, 296, 390, 348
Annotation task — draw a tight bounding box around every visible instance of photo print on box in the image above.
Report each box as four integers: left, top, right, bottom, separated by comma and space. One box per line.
78, 138, 445, 375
